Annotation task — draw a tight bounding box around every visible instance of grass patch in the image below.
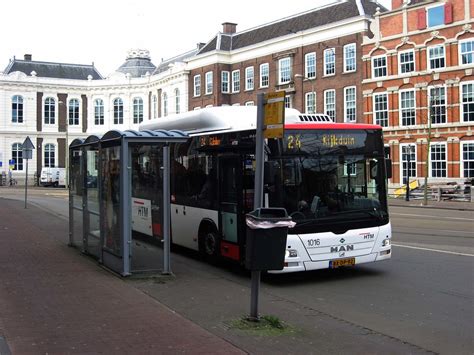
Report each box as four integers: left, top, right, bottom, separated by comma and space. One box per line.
229, 315, 296, 336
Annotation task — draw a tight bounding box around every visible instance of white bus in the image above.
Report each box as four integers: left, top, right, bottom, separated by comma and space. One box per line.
140, 106, 392, 273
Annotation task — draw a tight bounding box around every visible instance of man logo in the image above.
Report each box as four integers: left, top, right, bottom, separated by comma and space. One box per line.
331, 245, 354, 253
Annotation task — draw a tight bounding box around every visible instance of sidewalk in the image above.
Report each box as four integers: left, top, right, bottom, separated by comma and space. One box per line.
0, 198, 244, 354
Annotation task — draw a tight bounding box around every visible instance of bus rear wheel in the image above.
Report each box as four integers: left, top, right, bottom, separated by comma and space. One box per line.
199, 230, 220, 261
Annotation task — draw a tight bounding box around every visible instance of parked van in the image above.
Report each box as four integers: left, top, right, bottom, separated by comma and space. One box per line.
40, 167, 66, 187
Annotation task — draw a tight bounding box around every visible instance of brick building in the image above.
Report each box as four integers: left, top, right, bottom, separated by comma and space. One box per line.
187, 0, 385, 125
361, 0, 473, 187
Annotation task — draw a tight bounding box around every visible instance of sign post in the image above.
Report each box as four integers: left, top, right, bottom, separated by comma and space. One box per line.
22, 136, 35, 209
250, 91, 285, 321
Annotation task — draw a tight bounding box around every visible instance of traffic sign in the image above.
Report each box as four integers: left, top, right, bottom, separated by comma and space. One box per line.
264, 91, 285, 139
22, 136, 35, 151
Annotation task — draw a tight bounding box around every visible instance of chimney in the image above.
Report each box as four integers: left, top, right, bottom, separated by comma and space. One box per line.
222, 22, 237, 34
24, 54, 32, 61
391, 0, 403, 9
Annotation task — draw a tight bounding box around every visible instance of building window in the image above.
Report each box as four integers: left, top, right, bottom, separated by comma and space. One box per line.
324, 49, 335, 76
344, 163, 357, 176
372, 56, 387, 78
260, 63, 269, 88
279, 57, 291, 84
12, 143, 23, 171
399, 50, 415, 74
305, 52, 316, 79
205, 71, 213, 95
401, 144, 417, 181
374, 93, 388, 127
461, 82, 474, 122
44, 143, 55, 168
245, 101, 255, 106
344, 86, 356, 122
193, 75, 201, 97
460, 39, 474, 65
461, 141, 474, 178
324, 89, 336, 121
429, 86, 446, 124
221, 71, 230, 93
400, 90, 416, 126
94, 99, 104, 125
343, 44, 356, 72
284, 95, 292, 108
245, 66, 254, 91
44, 97, 55, 125
428, 45, 445, 70
232, 70, 240, 93
133, 97, 143, 124
430, 143, 446, 178
68, 99, 80, 126
113, 98, 123, 124
152, 95, 158, 119
305, 92, 316, 114
163, 93, 168, 117
12, 95, 23, 123
175, 89, 180, 114
427, 4, 444, 28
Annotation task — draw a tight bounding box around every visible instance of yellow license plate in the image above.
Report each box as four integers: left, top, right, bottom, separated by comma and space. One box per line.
330, 257, 355, 268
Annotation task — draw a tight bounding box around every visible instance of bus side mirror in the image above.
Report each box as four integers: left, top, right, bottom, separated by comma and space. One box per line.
264, 162, 275, 185
385, 159, 392, 179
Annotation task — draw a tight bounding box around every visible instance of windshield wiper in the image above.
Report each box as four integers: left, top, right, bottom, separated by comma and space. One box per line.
333, 208, 387, 221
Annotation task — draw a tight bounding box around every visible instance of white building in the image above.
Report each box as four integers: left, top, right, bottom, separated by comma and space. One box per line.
0, 49, 195, 184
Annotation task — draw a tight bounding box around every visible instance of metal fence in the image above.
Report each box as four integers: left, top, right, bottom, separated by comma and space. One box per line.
388, 185, 473, 202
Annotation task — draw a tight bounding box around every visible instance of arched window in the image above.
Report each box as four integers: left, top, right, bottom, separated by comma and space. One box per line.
113, 98, 123, 124
152, 95, 158, 119
12, 95, 23, 123
68, 98, 80, 126
11, 143, 23, 170
133, 97, 144, 124
94, 99, 104, 125
174, 89, 180, 114
163, 93, 168, 117
44, 97, 56, 125
44, 144, 55, 168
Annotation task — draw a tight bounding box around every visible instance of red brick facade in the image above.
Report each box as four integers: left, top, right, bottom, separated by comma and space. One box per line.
188, 33, 367, 124
362, 0, 474, 186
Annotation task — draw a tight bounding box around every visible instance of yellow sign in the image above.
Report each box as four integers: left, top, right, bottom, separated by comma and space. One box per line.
264, 91, 285, 139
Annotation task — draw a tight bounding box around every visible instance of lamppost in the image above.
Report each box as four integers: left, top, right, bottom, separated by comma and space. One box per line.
423, 83, 438, 206
294, 74, 315, 114
59, 100, 69, 187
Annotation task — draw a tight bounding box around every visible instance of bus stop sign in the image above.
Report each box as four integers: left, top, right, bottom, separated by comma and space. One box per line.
263, 91, 285, 139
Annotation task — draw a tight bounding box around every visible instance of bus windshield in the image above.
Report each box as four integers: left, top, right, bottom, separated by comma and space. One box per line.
267, 129, 388, 233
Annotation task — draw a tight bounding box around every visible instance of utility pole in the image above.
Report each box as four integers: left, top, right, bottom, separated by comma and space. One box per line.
423, 90, 434, 206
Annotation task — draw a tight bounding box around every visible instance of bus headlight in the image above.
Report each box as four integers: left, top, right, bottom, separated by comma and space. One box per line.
285, 249, 298, 258
382, 238, 391, 247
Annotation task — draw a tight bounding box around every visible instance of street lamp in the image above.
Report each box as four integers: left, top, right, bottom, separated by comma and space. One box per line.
294, 74, 315, 114
59, 100, 69, 187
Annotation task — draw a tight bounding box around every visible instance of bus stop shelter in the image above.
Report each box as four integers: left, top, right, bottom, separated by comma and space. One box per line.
69, 129, 189, 276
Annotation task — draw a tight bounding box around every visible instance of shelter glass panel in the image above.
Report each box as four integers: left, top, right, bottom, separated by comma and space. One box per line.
100, 146, 122, 256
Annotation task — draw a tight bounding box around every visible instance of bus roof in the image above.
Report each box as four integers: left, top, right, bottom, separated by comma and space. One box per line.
139, 106, 381, 134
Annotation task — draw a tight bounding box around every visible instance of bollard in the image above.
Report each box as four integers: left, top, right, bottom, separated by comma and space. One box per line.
437, 187, 442, 202
470, 186, 473, 203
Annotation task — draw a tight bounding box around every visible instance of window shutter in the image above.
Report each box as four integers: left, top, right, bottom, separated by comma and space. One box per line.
444, 2, 453, 24
417, 9, 426, 30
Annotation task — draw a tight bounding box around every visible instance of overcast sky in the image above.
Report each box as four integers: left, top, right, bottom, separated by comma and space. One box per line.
1, 0, 390, 77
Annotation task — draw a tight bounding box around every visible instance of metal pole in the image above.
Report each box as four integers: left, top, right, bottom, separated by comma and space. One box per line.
249, 93, 265, 321
162, 145, 171, 275
254, 93, 265, 209
24, 158, 28, 208
405, 154, 410, 202
423, 92, 433, 206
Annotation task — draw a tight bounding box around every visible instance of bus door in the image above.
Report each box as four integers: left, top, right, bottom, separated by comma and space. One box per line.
218, 155, 243, 261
